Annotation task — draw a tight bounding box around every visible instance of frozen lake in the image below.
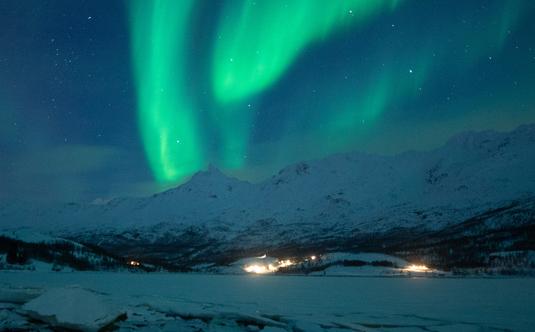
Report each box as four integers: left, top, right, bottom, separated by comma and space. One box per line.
1, 272, 534, 331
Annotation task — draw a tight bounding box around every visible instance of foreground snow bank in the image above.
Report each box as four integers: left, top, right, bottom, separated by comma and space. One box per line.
22, 287, 126, 331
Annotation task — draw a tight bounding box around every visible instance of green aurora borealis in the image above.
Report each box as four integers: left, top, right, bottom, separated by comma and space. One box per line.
213, 0, 401, 103
130, 0, 203, 182
129, 0, 402, 182
128, 0, 535, 184
1, 0, 535, 201
211, 0, 400, 170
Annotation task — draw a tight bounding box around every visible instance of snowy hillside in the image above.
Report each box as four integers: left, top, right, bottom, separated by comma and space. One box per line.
0, 229, 131, 272
1, 124, 534, 270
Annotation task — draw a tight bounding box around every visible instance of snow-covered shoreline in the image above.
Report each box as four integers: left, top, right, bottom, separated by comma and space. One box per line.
1, 271, 534, 331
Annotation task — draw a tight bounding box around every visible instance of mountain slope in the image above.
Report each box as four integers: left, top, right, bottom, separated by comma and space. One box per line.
1, 124, 534, 269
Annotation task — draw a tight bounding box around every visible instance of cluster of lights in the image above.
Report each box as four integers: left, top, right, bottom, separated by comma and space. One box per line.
403, 264, 430, 273
243, 259, 296, 274
244, 264, 277, 274
243, 255, 436, 276
278, 259, 294, 268
129, 260, 141, 267
242, 253, 436, 276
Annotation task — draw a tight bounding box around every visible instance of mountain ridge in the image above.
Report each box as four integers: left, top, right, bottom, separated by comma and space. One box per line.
1, 123, 534, 230
1, 124, 534, 269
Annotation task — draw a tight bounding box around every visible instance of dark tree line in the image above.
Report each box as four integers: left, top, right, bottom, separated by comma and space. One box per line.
0, 236, 123, 271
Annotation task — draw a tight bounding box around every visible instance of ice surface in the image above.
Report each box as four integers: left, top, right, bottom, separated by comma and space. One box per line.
0, 285, 42, 304
0, 272, 534, 331
22, 286, 125, 331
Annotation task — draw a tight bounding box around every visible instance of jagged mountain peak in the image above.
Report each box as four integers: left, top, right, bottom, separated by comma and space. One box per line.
270, 162, 312, 184
189, 163, 227, 181
152, 163, 253, 201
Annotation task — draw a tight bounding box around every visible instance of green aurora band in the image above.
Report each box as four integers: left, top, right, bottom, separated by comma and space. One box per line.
127, 0, 530, 184
296, 0, 529, 159
211, 0, 401, 169
129, 0, 203, 183
213, 0, 401, 103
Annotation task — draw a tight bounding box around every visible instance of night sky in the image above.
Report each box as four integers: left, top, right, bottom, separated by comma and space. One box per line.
1, 0, 535, 202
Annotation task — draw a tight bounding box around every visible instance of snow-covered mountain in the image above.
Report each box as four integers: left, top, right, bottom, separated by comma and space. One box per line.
1, 124, 534, 269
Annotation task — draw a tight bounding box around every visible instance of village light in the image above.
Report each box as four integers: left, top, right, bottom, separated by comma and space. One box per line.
129, 260, 140, 267
243, 258, 296, 274
278, 259, 294, 268
244, 264, 278, 274
244, 264, 268, 274
403, 264, 430, 273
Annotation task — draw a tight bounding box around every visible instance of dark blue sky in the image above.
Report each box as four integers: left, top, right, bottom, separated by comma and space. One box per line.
1, 0, 534, 202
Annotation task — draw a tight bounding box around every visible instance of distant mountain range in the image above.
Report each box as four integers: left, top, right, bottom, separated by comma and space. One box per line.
1, 124, 535, 271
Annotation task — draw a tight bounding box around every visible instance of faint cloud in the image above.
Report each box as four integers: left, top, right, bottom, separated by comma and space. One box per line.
1, 144, 143, 202
13, 144, 121, 176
